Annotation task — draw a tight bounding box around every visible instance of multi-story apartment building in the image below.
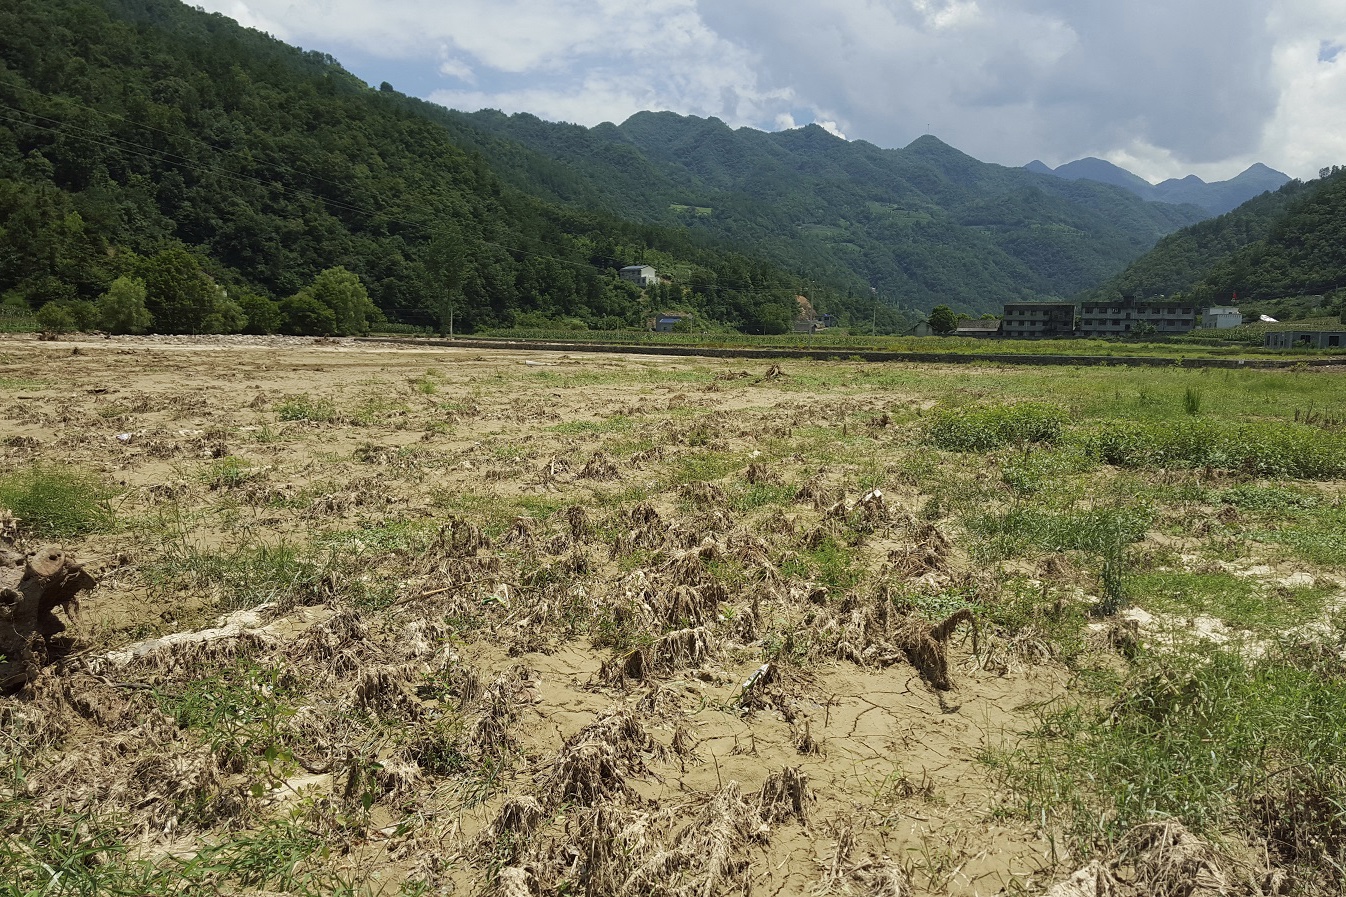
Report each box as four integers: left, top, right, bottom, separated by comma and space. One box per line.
1077, 298, 1198, 337
1001, 302, 1076, 338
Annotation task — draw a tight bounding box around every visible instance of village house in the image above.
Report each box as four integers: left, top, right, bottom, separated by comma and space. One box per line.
953, 319, 1002, 338
651, 312, 689, 332
1264, 330, 1346, 350
619, 265, 658, 287
791, 294, 828, 334
1201, 306, 1243, 329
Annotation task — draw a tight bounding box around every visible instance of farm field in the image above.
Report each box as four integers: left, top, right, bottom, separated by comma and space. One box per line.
2, 334, 1345, 896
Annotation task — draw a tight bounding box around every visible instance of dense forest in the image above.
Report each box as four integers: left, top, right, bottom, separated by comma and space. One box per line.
419, 108, 1212, 315
1086, 166, 1346, 311
0, 0, 902, 335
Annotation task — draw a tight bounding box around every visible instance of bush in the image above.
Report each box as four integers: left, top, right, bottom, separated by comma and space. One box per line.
34, 302, 76, 333
279, 294, 337, 336
237, 292, 282, 335
0, 465, 114, 537
926, 402, 1067, 451
98, 276, 153, 334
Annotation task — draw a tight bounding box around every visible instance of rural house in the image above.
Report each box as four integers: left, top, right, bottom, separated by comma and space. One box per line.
1201, 307, 1242, 329
954, 319, 1003, 338
1264, 330, 1346, 349
652, 312, 690, 332
620, 265, 658, 287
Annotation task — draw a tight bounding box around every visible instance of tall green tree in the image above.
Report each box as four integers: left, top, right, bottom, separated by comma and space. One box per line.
928, 304, 958, 334
97, 275, 152, 333
135, 246, 221, 334
422, 227, 465, 336
300, 266, 379, 335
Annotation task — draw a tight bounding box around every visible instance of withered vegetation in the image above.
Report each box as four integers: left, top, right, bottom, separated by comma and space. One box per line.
0, 338, 1340, 896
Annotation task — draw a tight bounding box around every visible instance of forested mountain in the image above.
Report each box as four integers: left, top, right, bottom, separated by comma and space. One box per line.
1026, 157, 1290, 216
0, 0, 893, 335
422, 108, 1210, 315
1085, 167, 1346, 307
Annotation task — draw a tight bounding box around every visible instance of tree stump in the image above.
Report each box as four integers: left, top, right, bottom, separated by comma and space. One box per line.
0, 545, 97, 689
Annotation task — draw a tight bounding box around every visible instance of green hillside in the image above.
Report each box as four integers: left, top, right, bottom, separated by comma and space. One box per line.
433, 109, 1209, 315
0, 0, 894, 335
1087, 167, 1346, 312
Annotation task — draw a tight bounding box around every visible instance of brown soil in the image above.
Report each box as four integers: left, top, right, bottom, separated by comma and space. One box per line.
0, 334, 1258, 895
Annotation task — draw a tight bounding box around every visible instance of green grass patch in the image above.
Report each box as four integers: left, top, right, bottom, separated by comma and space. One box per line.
728, 482, 796, 512
1083, 418, 1346, 478
0, 464, 114, 537
157, 659, 298, 772
1130, 570, 1329, 630
1255, 503, 1346, 568
276, 394, 339, 423
988, 646, 1346, 879
782, 535, 862, 593
548, 414, 635, 435
926, 402, 1067, 452
203, 455, 254, 490
967, 505, 1152, 558
999, 446, 1097, 496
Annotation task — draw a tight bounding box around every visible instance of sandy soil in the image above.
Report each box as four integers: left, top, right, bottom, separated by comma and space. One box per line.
0, 334, 1191, 895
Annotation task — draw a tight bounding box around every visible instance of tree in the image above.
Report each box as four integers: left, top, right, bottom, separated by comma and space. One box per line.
279, 294, 337, 335
136, 245, 220, 334
237, 291, 282, 334
203, 297, 248, 334
97, 276, 152, 334
928, 304, 958, 334
302, 266, 379, 335
421, 228, 465, 336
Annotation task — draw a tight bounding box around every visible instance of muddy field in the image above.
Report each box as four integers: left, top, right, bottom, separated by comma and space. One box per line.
2, 335, 1344, 896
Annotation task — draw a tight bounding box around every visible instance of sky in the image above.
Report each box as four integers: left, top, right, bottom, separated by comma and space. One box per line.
197, 0, 1346, 183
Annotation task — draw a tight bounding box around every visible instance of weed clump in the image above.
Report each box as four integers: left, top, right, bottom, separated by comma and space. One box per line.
0, 464, 114, 537
926, 401, 1066, 452
275, 394, 338, 423
1084, 418, 1346, 478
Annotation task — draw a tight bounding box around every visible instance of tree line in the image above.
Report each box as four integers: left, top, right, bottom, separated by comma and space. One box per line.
0, 0, 886, 336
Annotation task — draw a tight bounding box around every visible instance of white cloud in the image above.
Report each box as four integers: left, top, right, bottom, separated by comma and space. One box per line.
817, 120, 847, 140
438, 56, 475, 84
191, 0, 1346, 181
211, 1, 289, 39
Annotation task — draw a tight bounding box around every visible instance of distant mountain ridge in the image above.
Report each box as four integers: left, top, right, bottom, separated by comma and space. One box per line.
420, 107, 1210, 315
1025, 157, 1291, 216
1086, 166, 1346, 307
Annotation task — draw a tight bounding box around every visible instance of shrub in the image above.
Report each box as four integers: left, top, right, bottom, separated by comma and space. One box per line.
0, 465, 114, 537
926, 402, 1067, 452
34, 302, 76, 333
279, 294, 337, 336
98, 276, 153, 334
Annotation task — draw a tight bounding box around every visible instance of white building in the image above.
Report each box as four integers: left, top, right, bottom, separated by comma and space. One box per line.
619, 265, 658, 287
1201, 307, 1242, 329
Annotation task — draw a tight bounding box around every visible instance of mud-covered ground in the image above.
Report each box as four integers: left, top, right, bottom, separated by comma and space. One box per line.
2, 334, 1343, 896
